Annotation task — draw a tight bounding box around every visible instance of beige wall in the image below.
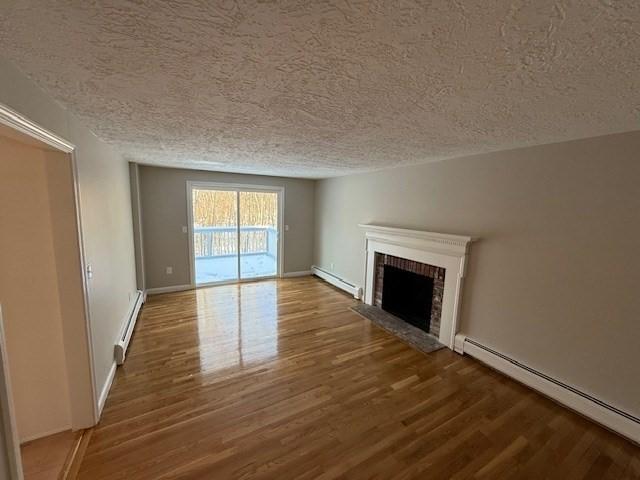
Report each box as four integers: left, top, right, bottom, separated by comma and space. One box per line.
44, 153, 96, 431
0, 135, 72, 441
0, 58, 138, 419
137, 165, 315, 289
314, 130, 640, 418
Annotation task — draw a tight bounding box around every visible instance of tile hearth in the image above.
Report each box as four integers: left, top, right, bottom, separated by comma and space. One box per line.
351, 303, 444, 354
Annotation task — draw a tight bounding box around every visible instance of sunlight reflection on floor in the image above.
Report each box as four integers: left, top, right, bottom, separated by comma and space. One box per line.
195, 281, 279, 373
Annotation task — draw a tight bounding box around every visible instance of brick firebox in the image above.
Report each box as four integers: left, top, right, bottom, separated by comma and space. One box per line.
373, 252, 445, 337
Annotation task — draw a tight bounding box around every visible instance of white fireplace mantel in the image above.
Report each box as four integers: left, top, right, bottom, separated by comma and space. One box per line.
359, 224, 475, 350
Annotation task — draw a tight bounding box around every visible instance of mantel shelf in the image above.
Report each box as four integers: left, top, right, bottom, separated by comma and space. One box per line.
358, 224, 475, 248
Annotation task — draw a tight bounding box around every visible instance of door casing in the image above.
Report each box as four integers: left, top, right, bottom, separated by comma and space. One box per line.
0, 102, 100, 430
0, 305, 23, 479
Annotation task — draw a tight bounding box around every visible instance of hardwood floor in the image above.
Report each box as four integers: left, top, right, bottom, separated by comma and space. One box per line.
21, 429, 79, 480
77, 277, 639, 479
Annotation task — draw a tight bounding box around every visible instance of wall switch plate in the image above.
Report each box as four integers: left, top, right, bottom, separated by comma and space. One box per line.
86, 264, 93, 279
182, 226, 188, 233
285, 225, 290, 231
330, 262, 334, 270
166, 266, 173, 275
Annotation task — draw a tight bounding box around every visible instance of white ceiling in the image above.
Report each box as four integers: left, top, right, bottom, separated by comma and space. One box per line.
1, 1, 639, 178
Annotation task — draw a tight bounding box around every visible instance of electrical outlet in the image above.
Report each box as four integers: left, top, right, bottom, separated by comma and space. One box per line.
284, 224, 290, 231
166, 266, 173, 275
182, 225, 188, 233
330, 262, 334, 270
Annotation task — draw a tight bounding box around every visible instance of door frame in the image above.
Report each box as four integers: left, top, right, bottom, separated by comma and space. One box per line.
0, 103, 100, 426
0, 103, 101, 477
0, 305, 23, 479
186, 181, 285, 287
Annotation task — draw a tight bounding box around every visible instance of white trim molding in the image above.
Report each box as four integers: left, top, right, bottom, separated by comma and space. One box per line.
0, 305, 24, 479
0, 103, 75, 153
359, 224, 475, 349
145, 284, 194, 295
311, 266, 362, 299
97, 361, 117, 417
455, 334, 640, 444
282, 270, 312, 278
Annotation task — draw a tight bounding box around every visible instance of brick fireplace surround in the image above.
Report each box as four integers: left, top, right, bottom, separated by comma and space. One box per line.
373, 253, 445, 337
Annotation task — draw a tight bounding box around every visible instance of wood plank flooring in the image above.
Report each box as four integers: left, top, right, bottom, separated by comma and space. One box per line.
77, 277, 639, 479
21, 429, 79, 480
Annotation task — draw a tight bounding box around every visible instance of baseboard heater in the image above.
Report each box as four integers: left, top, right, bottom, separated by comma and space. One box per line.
114, 290, 144, 365
455, 334, 640, 444
311, 265, 362, 299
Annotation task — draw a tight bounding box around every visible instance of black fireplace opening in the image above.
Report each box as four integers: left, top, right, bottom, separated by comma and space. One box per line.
381, 265, 433, 332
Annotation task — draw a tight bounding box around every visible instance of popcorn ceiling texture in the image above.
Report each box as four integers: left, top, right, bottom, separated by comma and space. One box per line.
1, 1, 639, 178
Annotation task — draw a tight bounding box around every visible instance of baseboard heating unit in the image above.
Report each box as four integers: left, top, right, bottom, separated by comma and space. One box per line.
114, 290, 144, 365
454, 334, 640, 444
311, 265, 362, 299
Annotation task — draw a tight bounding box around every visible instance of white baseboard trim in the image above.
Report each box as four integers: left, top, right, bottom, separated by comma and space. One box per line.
282, 270, 312, 278
311, 265, 362, 299
97, 361, 117, 418
455, 334, 640, 444
20, 425, 71, 444
145, 284, 193, 295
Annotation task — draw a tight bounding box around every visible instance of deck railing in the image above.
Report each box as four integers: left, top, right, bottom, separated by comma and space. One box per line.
194, 226, 277, 259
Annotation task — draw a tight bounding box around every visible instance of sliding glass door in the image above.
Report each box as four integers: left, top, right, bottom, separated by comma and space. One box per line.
189, 183, 281, 286
191, 188, 238, 284
240, 191, 278, 279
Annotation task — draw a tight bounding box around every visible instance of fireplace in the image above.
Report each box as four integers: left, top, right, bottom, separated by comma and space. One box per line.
361, 224, 474, 349
374, 253, 445, 337
381, 265, 434, 332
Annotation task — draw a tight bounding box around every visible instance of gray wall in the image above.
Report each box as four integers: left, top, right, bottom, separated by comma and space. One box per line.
129, 163, 146, 291
137, 165, 315, 289
0, 58, 138, 417
314, 130, 640, 418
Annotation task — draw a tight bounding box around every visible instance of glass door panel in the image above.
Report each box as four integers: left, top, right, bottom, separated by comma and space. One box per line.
239, 191, 278, 279
192, 188, 238, 284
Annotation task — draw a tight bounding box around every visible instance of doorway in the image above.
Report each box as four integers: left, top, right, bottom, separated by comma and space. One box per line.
187, 183, 283, 286
0, 103, 98, 480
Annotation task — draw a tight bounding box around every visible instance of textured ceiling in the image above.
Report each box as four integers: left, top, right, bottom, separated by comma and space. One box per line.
1, 1, 639, 178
